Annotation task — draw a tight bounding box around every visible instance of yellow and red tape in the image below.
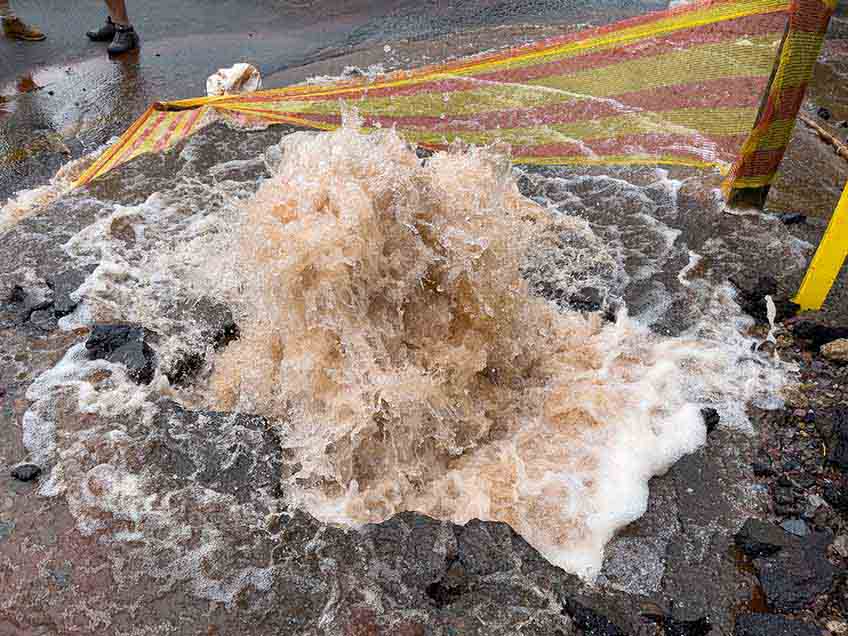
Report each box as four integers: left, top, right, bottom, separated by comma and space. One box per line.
70, 0, 843, 310
74, 0, 797, 188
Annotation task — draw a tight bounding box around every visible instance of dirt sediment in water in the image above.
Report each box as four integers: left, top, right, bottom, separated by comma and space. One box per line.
209, 123, 769, 577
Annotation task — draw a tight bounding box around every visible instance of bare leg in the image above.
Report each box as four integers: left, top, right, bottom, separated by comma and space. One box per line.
103, 0, 130, 26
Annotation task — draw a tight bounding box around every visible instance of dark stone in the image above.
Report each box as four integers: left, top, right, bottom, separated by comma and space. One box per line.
643, 614, 712, 636
49, 268, 91, 317
570, 286, 604, 312
85, 324, 156, 384
701, 408, 720, 434
774, 486, 796, 505
415, 146, 434, 162
734, 613, 822, 636
0, 520, 13, 542
734, 519, 796, 558
774, 503, 802, 517
752, 461, 775, 477
457, 519, 514, 576
191, 297, 240, 349
821, 406, 848, 470
8, 285, 25, 303
823, 480, 848, 511
754, 532, 836, 611
271, 509, 323, 563
778, 213, 806, 226
791, 320, 848, 350
142, 400, 283, 503
730, 274, 797, 323
165, 351, 206, 386
561, 598, 626, 636
10, 463, 42, 482
816, 106, 831, 121
782, 459, 801, 471
425, 560, 468, 608
29, 308, 57, 331
161, 298, 240, 385
5, 282, 53, 323
404, 514, 457, 587
516, 173, 547, 199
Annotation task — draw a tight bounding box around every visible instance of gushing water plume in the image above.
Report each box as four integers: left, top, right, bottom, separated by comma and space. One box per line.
211, 122, 754, 577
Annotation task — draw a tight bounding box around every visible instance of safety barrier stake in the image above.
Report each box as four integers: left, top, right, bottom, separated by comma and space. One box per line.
793, 180, 848, 311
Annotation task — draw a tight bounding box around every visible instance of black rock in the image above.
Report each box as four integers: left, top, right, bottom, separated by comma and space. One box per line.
791, 320, 848, 350
516, 173, 547, 199
795, 475, 815, 489
425, 560, 468, 608
85, 324, 156, 384
49, 268, 91, 318
816, 106, 831, 121
822, 406, 848, 470
701, 408, 720, 434
457, 519, 514, 576
7, 285, 25, 303
782, 458, 801, 471
143, 400, 282, 503
730, 274, 797, 323
29, 308, 57, 331
774, 503, 802, 517
754, 532, 836, 612
11, 463, 42, 482
777, 475, 796, 487
165, 351, 206, 386
6, 283, 53, 323
734, 613, 822, 636
778, 213, 806, 226
160, 298, 240, 386
774, 486, 796, 505
561, 598, 626, 636
415, 146, 434, 162
823, 480, 848, 511
643, 613, 712, 636
570, 286, 604, 312
734, 518, 796, 558
752, 461, 775, 477
191, 297, 240, 349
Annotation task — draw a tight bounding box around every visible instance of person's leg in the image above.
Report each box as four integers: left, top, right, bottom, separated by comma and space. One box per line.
103, 0, 130, 26
88, 0, 138, 53
1, 0, 47, 41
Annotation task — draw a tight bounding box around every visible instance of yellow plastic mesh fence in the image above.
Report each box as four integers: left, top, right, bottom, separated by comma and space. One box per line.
73, 0, 833, 190
724, 0, 837, 196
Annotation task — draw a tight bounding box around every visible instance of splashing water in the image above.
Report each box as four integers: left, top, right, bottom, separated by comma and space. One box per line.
207, 122, 784, 577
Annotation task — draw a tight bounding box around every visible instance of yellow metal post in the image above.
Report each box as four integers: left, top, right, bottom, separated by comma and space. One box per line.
793, 181, 848, 311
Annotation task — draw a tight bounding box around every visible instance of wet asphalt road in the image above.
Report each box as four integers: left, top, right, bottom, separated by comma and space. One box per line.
0, 0, 668, 201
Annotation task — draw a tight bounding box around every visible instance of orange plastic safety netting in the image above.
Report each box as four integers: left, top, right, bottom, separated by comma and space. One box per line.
74, 0, 835, 193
